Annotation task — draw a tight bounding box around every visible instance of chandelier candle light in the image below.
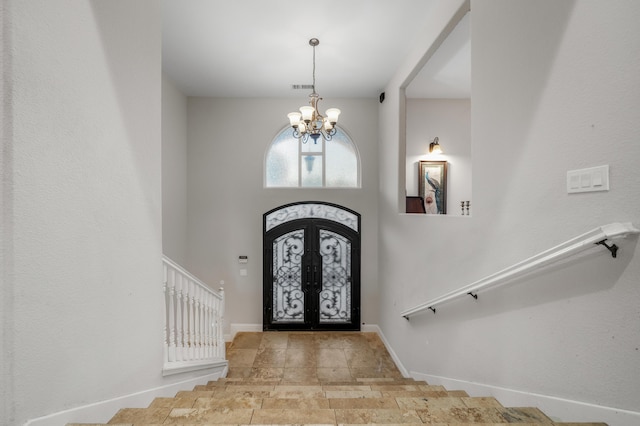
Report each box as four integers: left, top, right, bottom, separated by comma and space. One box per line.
288, 38, 341, 143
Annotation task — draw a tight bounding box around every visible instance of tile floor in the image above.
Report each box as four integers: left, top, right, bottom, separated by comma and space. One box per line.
95, 332, 608, 425
225, 331, 403, 382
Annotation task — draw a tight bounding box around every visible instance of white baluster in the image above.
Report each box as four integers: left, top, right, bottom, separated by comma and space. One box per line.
167, 268, 176, 362
163, 258, 227, 367
204, 290, 210, 358
208, 292, 214, 358
185, 277, 196, 361
163, 263, 169, 364
195, 285, 202, 359
175, 273, 184, 361
219, 283, 225, 359
211, 307, 218, 356
213, 304, 220, 358
202, 290, 207, 360
188, 280, 196, 361
181, 278, 189, 361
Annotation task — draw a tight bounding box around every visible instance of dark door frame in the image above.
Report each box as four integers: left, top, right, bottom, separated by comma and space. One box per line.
263, 201, 361, 331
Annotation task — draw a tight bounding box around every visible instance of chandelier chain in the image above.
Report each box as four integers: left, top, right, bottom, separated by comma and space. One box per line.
312, 42, 316, 93
287, 38, 340, 143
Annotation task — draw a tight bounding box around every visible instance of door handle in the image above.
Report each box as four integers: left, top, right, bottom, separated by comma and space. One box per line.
305, 265, 311, 292
313, 265, 322, 293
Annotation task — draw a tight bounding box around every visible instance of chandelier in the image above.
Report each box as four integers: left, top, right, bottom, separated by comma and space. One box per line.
287, 38, 341, 143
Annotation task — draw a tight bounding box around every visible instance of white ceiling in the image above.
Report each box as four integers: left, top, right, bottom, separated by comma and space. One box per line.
162, 0, 470, 99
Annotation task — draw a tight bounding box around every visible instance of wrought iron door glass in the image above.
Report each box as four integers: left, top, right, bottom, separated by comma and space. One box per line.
272, 229, 304, 322
319, 229, 351, 323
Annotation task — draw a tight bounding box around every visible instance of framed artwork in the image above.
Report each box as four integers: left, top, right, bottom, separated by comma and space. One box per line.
418, 161, 448, 214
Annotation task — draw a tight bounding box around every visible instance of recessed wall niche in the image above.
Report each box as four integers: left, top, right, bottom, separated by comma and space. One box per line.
405, 12, 471, 215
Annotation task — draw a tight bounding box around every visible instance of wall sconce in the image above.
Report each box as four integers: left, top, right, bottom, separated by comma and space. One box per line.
429, 137, 443, 154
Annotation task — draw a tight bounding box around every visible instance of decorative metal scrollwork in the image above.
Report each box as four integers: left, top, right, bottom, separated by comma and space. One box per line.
272, 230, 304, 322
266, 203, 358, 232
319, 230, 351, 323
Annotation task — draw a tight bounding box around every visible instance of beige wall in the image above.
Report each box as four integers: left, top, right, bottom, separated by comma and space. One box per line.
405, 98, 471, 213
162, 74, 189, 265
4, 1, 165, 424
378, 0, 640, 424
186, 97, 379, 334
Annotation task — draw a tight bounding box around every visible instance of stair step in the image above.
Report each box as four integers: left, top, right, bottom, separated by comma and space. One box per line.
328, 397, 400, 409
499, 406, 554, 423
250, 408, 336, 424
67, 332, 607, 426
108, 407, 171, 424
166, 407, 254, 423
67, 422, 609, 426
334, 408, 423, 424
206, 379, 425, 387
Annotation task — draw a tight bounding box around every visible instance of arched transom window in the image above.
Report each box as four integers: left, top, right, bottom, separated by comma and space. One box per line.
265, 126, 360, 188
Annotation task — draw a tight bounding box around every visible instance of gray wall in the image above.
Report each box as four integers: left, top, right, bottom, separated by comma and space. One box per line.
405, 98, 472, 213
162, 73, 188, 264
186, 98, 379, 334
3, 1, 166, 424
378, 0, 640, 423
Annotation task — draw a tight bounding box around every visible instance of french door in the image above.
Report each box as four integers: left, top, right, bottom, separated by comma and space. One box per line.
263, 202, 361, 331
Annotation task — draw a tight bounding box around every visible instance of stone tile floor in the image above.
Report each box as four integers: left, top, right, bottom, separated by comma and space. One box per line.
70, 331, 608, 425
224, 331, 402, 382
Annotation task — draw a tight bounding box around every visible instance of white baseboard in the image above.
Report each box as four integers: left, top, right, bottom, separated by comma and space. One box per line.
362, 324, 410, 378
227, 323, 263, 341
25, 364, 228, 426
411, 372, 640, 426
162, 359, 228, 376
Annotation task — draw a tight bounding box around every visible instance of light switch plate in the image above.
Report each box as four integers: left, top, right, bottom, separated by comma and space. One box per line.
567, 165, 609, 193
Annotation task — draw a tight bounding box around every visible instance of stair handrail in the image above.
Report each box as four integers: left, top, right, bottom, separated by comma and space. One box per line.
162, 255, 226, 375
401, 222, 639, 319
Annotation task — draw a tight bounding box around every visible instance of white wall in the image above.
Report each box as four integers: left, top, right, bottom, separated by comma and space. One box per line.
1, 1, 11, 424
186, 98, 379, 334
405, 98, 471, 214
379, 0, 640, 424
162, 73, 188, 264
2, 2, 218, 425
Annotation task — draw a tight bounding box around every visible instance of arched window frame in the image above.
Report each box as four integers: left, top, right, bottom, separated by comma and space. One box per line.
264, 124, 361, 188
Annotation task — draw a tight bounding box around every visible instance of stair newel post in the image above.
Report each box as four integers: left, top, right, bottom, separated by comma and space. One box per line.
167, 267, 176, 362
